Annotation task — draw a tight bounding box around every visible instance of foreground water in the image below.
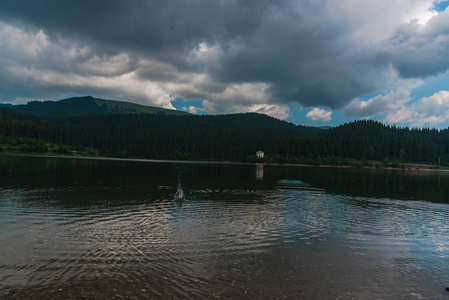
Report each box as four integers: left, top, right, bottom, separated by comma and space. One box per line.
0, 155, 448, 299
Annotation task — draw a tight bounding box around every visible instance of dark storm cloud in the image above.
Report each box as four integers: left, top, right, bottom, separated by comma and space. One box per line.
0, 0, 448, 109
0, 0, 230, 61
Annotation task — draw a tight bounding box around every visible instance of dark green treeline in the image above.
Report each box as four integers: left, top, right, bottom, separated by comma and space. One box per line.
1, 107, 449, 164
310, 120, 449, 164
0, 108, 318, 161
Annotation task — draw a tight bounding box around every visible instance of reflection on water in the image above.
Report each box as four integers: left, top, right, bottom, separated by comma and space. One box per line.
255, 163, 264, 180
0, 155, 449, 299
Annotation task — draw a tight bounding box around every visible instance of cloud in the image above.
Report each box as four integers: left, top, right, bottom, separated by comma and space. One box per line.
202, 100, 290, 120
0, 0, 448, 117
385, 90, 449, 127
182, 105, 207, 115
306, 108, 332, 122
345, 89, 410, 119
9, 67, 175, 109
11, 97, 46, 105
246, 104, 289, 120
0, 23, 48, 58
344, 74, 449, 127
344, 73, 423, 118
384, 6, 449, 78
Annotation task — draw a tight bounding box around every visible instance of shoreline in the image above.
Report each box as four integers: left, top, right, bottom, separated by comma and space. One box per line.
283, 162, 449, 173
2, 152, 448, 173
0, 153, 251, 166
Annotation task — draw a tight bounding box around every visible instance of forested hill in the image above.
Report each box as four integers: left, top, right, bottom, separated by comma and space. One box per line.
2, 104, 449, 164
305, 120, 449, 164
2, 96, 189, 117
0, 108, 320, 161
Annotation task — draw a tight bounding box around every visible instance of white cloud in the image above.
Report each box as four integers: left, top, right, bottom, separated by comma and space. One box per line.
207, 82, 270, 103
323, 0, 439, 48
306, 108, 332, 122
345, 78, 449, 128
182, 105, 207, 114
0, 23, 49, 58
189, 82, 290, 118
385, 90, 449, 127
163, 101, 176, 110
246, 104, 289, 120
202, 100, 289, 120
344, 77, 422, 118
187, 42, 220, 65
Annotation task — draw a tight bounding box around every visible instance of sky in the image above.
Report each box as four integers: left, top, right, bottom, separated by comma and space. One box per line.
1, 0, 449, 128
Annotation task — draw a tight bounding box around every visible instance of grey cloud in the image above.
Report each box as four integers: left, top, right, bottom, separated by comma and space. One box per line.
136, 63, 183, 83
0, 0, 448, 109
0, 0, 231, 62
386, 9, 449, 78
344, 89, 411, 118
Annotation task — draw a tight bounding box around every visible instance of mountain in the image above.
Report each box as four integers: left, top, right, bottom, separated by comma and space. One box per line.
0, 107, 320, 161
9, 96, 189, 117
2, 102, 449, 165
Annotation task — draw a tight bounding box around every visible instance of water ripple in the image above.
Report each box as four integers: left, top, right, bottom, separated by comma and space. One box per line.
1, 168, 449, 299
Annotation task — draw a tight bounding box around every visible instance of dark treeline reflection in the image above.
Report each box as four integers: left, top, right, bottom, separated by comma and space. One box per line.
1, 155, 448, 206
0, 156, 279, 208
0, 156, 276, 189
268, 165, 449, 204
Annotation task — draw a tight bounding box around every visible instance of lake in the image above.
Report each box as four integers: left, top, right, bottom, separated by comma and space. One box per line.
0, 155, 448, 299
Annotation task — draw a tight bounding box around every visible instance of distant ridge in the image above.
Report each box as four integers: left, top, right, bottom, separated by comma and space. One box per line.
93, 97, 189, 116
9, 96, 190, 117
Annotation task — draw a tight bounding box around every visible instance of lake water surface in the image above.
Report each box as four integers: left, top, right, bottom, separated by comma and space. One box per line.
1, 155, 449, 299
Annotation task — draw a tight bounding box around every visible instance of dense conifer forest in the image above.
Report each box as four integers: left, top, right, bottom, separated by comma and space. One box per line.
1, 98, 449, 166
0, 107, 319, 161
